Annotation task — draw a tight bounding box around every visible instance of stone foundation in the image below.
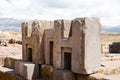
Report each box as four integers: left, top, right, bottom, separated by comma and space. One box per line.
0, 71, 21, 80
0, 66, 24, 80
4, 57, 19, 69
41, 65, 54, 80
15, 61, 40, 80
0, 56, 6, 66
53, 70, 75, 80
24, 63, 39, 80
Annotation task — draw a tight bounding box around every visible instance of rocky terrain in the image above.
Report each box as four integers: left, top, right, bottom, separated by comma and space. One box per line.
0, 32, 22, 66
101, 33, 120, 46
0, 32, 21, 41
0, 44, 22, 59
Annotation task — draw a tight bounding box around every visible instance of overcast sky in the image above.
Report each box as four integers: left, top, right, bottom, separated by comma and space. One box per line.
0, 0, 120, 27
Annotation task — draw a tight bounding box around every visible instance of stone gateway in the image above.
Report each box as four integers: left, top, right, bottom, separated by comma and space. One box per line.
15, 17, 101, 80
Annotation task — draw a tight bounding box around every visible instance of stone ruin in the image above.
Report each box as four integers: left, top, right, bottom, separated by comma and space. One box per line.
0, 39, 8, 46
15, 17, 101, 80
109, 42, 120, 53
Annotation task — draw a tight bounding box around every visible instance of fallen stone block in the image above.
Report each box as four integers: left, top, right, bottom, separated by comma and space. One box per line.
15, 60, 22, 75
19, 61, 27, 77
23, 63, 39, 80
4, 57, 18, 69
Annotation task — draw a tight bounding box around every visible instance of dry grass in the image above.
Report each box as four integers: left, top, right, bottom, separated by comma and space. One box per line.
0, 32, 21, 41
101, 33, 120, 46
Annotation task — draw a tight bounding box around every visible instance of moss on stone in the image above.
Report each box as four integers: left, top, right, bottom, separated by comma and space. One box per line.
41, 65, 54, 80
4, 57, 17, 69
0, 71, 22, 80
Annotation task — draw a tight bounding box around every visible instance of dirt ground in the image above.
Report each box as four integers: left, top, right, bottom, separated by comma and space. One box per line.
90, 53, 120, 80
1, 42, 120, 79
0, 44, 22, 59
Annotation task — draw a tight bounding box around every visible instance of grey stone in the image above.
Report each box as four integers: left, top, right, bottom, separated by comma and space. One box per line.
71, 18, 101, 74
24, 63, 39, 80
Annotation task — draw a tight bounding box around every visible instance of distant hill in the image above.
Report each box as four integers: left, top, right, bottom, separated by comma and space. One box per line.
102, 25, 120, 33
0, 18, 23, 32
0, 18, 120, 33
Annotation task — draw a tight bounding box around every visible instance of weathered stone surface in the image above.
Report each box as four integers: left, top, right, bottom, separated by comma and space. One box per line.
109, 42, 120, 53
44, 29, 54, 65
19, 61, 27, 77
41, 65, 54, 80
20, 17, 101, 80
53, 20, 72, 69
15, 61, 26, 76
4, 57, 18, 69
15, 61, 20, 74
0, 56, 6, 66
0, 39, 8, 46
53, 70, 75, 80
22, 21, 54, 64
15, 61, 39, 79
24, 63, 39, 80
71, 18, 101, 74
0, 66, 24, 80
9, 38, 16, 44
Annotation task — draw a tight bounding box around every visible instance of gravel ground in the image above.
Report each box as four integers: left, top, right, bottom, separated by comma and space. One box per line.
0, 44, 22, 59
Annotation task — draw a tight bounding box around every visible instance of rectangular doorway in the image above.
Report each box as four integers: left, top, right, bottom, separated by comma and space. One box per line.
39, 64, 41, 77
28, 48, 32, 62
64, 52, 71, 70
49, 41, 53, 65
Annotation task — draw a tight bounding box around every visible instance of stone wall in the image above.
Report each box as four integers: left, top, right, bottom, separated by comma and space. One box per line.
19, 17, 101, 80
109, 42, 120, 53
22, 21, 53, 64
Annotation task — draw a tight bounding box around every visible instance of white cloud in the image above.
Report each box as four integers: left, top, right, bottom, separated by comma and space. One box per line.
0, 0, 120, 26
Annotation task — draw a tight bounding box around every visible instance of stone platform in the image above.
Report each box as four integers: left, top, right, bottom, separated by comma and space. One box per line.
0, 66, 24, 80
0, 53, 120, 80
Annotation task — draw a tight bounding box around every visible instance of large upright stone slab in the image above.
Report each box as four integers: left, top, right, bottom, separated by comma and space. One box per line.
71, 18, 101, 74
53, 20, 72, 69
